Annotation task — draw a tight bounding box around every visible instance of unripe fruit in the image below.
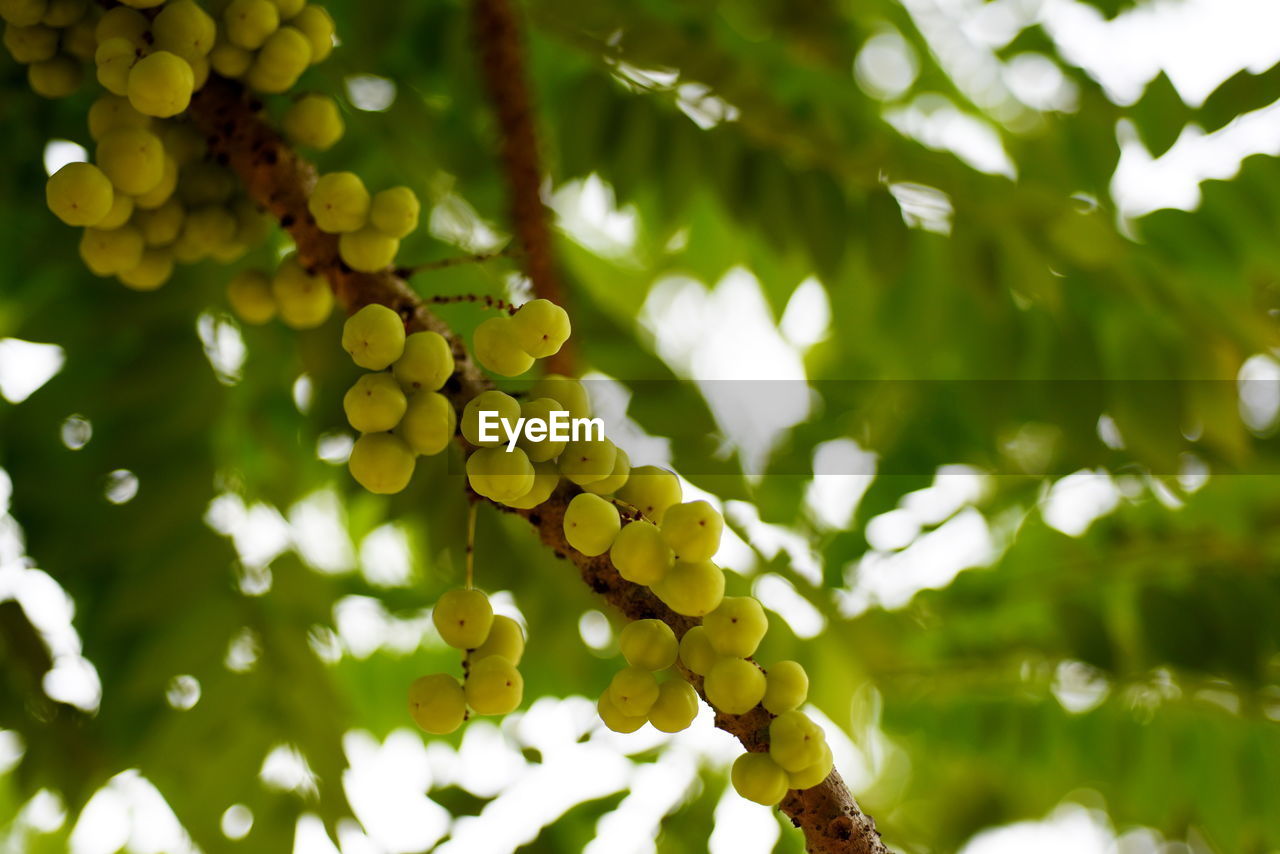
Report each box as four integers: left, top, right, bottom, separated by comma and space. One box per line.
465, 655, 522, 715
96, 127, 165, 196
473, 315, 534, 377
461, 390, 520, 447
268, 0, 304, 17
132, 156, 178, 209
27, 55, 81, 98
786, 742, 833, 791
530, 373, 590, 420
137, 199, 185, 246
466, 447, 534, 503
514, 397, 567, 462
4, 23, 57, 63
500, 461, 560, 510
703, 596, 768, 659
79, 225, 144, 276
282, 93, 344, 150
647, 680, 699, 733
558, 437, 617, 486
768, 710, 826, 773
582, 446, 630, 496
0, 0, 44, 27
762, 661, 809, 715
343, 373, 408, 434
408, 673, 466, 735
226, 269, 276, 325
290, 4, 333, 62
127, 51, 194, 118
731, 752, 789, 806
309, 171, 369, 233
210, 40, 252, 77
703, 657, 766, 715
46, 162, 113, 227
342, 303, 405, 369
618, 619, 677, 671
651, 559, 724, 617
62, 18, 96, 62
87, 94, 152, 141
348, 433, 415, 494
369, 186, 420, 238
677, 625, 718, 676
95, 7, 148, 47
563, 492, 620, 556
397, 391, 455, 456
95, 36, 136, 96
660, 500, 723, 562
96, 194, 133, 231
39, 0, 86, 28
393, 331, 453, 392
432, 588, 493, 650
223, 0, 278, 50
339, 225, 398, 272
616, 465, 681, 523
609, 520, 672, 586
117, 249, 173, 291
245, 25, 310, 93
597, 690, 646, 734
511, 298, 571, 359
471, 614, 524, 666
607, 666, 659, 717
152, 0, 216, 62
272, 254, 333, 329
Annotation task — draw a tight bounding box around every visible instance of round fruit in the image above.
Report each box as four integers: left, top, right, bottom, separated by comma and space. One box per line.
660, 500, 723, 562
209, 39, 252, 77
597, 690, 646, 734
39, 0, 86, 28
703, 596, 768, 659
510, 298, 571, 359
677, 626, 718, 676
95, 7, 148, 47
227, 269, 276, 325
46, 162, 113, 227
408, 673, 466, 735
786, 742, 833, 791
650, 560, 724, 617
339, 226, 398, 272
87, 94, 151, 141
127, 51, 194, 118
473, 315, 534, 377
343, 373, 407, 434
703, 657, 766, 715
393, 331, 454, 392
530, 373, 590, 420
397, 391, 455, 456
27, 55, 82, 98
96, 194, 134, 230
500, 461, 560, 510
271, 254, 333, 329
244, 25, 310, 92
731, 752, 789, 806
132, 156, 178, 209
647, 680, 699, 733
762, 661, 809, 715
0, 0, 45, 27
432, 588, 493, 650
94, 36, 137, 96
117, 249, 173, 291
342, 303, 405, 370
558, 437, 617, 486
607, 666, 659, 717
616, 465, 681, 523
347, 433, 415, 494
609, 520, 672, 586
464, 655, 522, 715
471, 614, 524, 666
309, 171, 369, 233
369, 186, 419, 238
282, 93, 344, 150
79, 225, 143, 276
137, 199, 185, 246
152, 0, 216, 62
223, 0, 278, 49
513, 397, 567, 462
465, 447, 534, 503
4, 23, 58, 63
563, 492, 620, 556
619, 619, 678, 672
582, 447, 630, 496
290, 4, 333, 62
461, 390, 520, 447
768, 710, 826, 773
96, 127, 165, 195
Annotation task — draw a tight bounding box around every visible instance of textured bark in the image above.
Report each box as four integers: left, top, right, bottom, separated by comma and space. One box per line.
186, 76, 889, 854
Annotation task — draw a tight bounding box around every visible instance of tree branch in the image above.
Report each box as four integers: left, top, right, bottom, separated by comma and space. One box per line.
187, 76, 889, 854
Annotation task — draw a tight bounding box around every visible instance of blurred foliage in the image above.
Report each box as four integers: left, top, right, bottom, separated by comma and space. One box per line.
2, 0, 1280, 852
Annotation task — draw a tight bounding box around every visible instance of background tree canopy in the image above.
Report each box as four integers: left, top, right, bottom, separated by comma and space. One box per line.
2, 0, 1279, 852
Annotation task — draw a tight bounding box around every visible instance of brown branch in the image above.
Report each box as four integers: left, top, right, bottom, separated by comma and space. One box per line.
187, 76, 888, 854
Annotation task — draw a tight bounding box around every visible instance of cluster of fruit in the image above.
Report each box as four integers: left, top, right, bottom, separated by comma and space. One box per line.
307, 171, 421, 272
409, 587, 525, 734
597, 619, 698, 734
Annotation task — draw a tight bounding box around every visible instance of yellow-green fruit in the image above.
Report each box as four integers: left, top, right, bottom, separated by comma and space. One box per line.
369, 186, 419, 239
209, 39, 252, 77
118, 0, 165, 8
433, 588, 493, 650
223, 0, 278, 49
608, 520, 672, 586
650, 560, 724, 617
704, 657, 765, 715
648, 680, 699, 733
127, 51, 194, 118
618, 619, 677, 672
175, 204, 236, 259
189, 53, 210, 90
514, 397, 567, 463
500, 461, 559, 510
309, 171, 369, 233
616, 465, 681, 524
94, 36, 136, 96
583, 446, 630, 496
0, 0, 45, 27
96, 127, 164, 195
731, 753, 789, 806
95, 7, 147, 47
762, 661, 808, 715
269, 0, 304, 17
27, 55, 81, 97
530, 373, 590, 420
117, 248, 173, 291
563, 492, 620, 556
558, 437, 617, 486
282, 93, 344, 150
62, 18, 96, 62
271, 254, 333, 329
786, 742, 833, 791
4, 23, 57, 63
677, 626, 718, 676
132, 156, 178, 209
348, 433, 415, 494
407, 673, 466, 735
137, 198, 185, 246
79, 225, 143, 275
607, 666, 659, 717
393, 331, 453, 392
226, 269, 276, 325
465, 447, 534, 503
397, 391, 455, 456
465, 655, 523, 716
511, 298, 571, 359
660, 500, 723, 562
39, 0, 85, 27
471, 614, 524, 666
153, 0, 216, 61
342, 303, 405, 370
768, 711, 826, 773
339, 226, 398, 272
244, 25, 309, 92
88, 95, 151, 141
96, 194, 134, 230
343, 373, 407, 434
703, 596, 768, 659
461, 390, 520, 447
597, 690, 646, 734
289, 4, 333, 61
46, 162, 113, 227
473, 315, 534, 377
